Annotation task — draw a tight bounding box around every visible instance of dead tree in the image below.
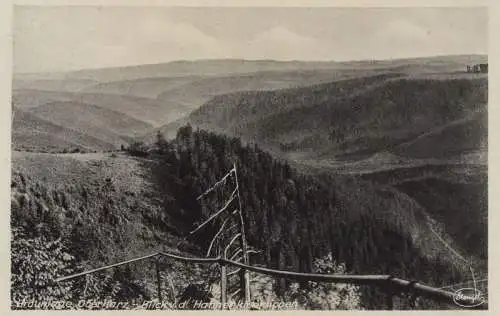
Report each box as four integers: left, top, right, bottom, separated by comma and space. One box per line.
191, 162, 253, 306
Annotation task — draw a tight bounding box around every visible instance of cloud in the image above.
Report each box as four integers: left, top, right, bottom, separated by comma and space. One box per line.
365, 13, 488, 60
242, 26, 332, 60
366, 19, 457, 59
251, 26, 315, 45
111, 20, 230, 64
13, 7, 231, 72
375, 19, 430, 43
13, 7, 488, 73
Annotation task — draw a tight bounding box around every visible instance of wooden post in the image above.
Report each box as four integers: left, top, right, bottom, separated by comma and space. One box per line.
155, 257, 162, 302
407, 281, 418, 309
386, 291, 394, 310
220, 261, 227, 309
409, 294, 417, 309
233, 162, 251, 305
385, 281, 395, 310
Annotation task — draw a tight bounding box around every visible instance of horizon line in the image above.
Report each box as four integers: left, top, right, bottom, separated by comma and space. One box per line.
14, 53, 488, 76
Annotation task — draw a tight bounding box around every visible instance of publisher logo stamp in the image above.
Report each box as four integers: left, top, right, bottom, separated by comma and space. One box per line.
453, 288, 485, 308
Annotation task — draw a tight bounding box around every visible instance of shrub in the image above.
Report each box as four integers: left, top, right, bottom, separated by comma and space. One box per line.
247, 254, 362, 310
288, 253, 362, 310
207, 254, 362, 310
11, 226, 77, 309
127, 142, 149, 157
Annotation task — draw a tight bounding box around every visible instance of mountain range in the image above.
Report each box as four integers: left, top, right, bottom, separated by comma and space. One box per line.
11, 55, 488, 309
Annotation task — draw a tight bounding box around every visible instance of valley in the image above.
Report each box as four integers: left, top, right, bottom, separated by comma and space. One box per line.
11, 55, 488, 309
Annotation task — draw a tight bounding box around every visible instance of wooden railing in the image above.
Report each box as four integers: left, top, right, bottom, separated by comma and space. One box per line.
55, 251, 487, 310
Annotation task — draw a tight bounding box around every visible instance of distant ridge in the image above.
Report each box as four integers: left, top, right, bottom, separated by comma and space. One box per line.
13, 54, 488, 155
14, 54, 486, 83
154, 73, 487, 164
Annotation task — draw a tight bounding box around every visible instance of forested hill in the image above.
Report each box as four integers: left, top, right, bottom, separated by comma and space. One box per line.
142, 126, 475, 307
11, 125, 481, 308
177, 75, 487, 162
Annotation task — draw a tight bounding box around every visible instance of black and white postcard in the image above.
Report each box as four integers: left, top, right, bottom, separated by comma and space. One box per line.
6, 0, 493, 311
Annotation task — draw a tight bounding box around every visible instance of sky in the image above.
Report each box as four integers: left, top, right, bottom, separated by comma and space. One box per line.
13, 6, 488, 73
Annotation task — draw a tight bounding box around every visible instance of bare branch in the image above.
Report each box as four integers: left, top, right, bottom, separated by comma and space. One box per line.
190, 188, 238, 235
227, 268, 242, 276
229, 249, 243, 261
224, 233, 242, 258
229, 288, 242, 298
229, 250, 262, 263
206, 210, 238, 257
196, 168, 235, 200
